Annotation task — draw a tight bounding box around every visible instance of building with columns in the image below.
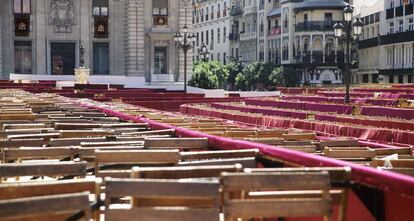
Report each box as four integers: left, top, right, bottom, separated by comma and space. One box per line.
357, 0, 414, 84
0, 0, 193, 86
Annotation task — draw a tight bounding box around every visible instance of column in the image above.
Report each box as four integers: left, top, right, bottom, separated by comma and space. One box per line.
177, 0, 193, 82
124, 0, 145, 76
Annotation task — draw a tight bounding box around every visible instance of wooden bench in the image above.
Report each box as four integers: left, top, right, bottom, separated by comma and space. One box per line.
220, 171, 333, 221
104, 178, 220, 221
374, 147, 413, 157
0, 162, 87, 181
94, 150, 181, 174
0, 192, 92, 221
144, 137, 209, 150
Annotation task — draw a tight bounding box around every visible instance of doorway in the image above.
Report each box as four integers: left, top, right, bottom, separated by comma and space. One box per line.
51, 43, 75, 75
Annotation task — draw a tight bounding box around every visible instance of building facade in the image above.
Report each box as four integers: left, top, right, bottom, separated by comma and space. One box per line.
357, 0, 414, 84
193, 0, 231, 64
0, 0, 193, 85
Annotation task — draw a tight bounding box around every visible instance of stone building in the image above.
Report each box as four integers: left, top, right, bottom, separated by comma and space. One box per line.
193, 0, 231, 64
0, 0, 193, 86
357, 0, 414, 84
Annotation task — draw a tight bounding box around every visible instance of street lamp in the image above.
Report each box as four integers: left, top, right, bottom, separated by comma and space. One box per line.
174, 24, 196, 93
198, 43, 210, 62
334, 5, 363, 104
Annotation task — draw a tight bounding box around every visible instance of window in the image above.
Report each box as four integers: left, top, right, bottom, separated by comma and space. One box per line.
14, 0, 30, 14
390, 22, 394, 34
217, 28, 220, 44
153, 0, 168, 25
93, 43, 109, 75
399, 20, 404, 32
14, 0, 31, 37
154, 47, 168, 74
223, 27, 226, 43
409, 18, 413, 31
14, 41, 32, 74
324, 13, 333, 26
398, 75, 404, 83
223, 52, 227, 64
211, 29, 214, 45
217, 4, 221, 18
217, 53, 221, 61
206, 30, 209, 45
93, 0, 108, 16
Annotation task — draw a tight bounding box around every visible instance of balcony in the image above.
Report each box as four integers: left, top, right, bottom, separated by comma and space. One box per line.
406, 4, 413, 15
396, 6, 403, 17
244, 6, 257, 15
240, 32, 257, 41
295, 21, 340, 32
380, 30, 414, 45
268, 26, 281, 37
294, 50, 345, 66
386, 8, 394, 19
229, 6, 243, 16
229, 33, 239, 41
358, 37, 379, 49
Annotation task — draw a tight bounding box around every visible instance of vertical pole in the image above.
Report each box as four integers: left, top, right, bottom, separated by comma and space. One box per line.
345, 22, 351, 104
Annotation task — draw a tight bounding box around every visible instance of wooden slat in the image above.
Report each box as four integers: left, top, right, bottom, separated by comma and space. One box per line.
144, 137, 209, 149
2, 147, 79, 161
0, 162, 87, 178
221, 172, 331, 191
224, 198, 331, 219
0, 179, 98, 200
95, 150, 181, 165
0, 139, 44, 149
180, 149, 259, 161
105, 207, 220, 221
0, 192, 91, 220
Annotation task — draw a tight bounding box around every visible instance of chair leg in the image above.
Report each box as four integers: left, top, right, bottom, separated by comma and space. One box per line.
338, 188, 349, 221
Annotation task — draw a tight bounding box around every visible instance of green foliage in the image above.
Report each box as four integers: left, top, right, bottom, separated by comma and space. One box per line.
226, 60, 244, 90
268, 66, 285, 85
235, 62, 261, 90
189, 61, 229, 89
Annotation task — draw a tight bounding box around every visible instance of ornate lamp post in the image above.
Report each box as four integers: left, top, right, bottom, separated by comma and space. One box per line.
174, 25, 196, 93
334, 5, 363, 104
198, 43, 210, 62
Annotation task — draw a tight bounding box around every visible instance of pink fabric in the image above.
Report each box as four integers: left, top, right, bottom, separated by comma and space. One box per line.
361, 106, 414, 120
182, 105, 414, 145
246, 99, 353, 114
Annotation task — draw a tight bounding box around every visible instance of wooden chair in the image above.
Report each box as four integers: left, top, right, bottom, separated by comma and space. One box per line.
143, 137, 209, 150
221, 171, 333, 221
0, 161, 87, 181
104, 178, 220, 221
243, 167, 352, 221
282, 133, 316, 141
94, 150, 181, 174
0, 192, 93, 221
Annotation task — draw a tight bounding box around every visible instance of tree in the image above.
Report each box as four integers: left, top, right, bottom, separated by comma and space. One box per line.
235, 62, 261, 90
226, 59, 244, 90
188, 61, 229, 89
283, 66, 301, 87
268, 65, 284, 85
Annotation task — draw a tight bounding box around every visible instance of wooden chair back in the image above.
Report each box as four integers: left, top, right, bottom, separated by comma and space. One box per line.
104, 178, 220, 221
2, 147, 79, 162
180, 149, 259, 161
220, 171, 332, 221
